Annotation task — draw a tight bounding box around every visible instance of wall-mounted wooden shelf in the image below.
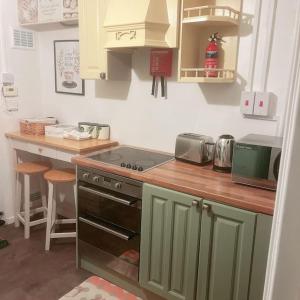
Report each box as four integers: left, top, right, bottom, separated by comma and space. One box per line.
18, 0, 78, 30
178, 0, 242, 84
182, 5, 240, 26
180, 68, 235, 83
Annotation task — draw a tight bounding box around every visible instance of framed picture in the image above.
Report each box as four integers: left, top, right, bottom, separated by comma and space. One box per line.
54, 40, 84, 96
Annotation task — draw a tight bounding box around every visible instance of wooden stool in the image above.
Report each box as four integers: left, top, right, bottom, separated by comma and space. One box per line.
15, 162, 51, 239
44, 169, 76, 251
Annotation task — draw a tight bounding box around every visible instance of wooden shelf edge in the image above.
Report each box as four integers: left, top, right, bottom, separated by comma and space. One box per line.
178, 77, 235, 83
20, 19, 78, 31
182, 16, 239, 26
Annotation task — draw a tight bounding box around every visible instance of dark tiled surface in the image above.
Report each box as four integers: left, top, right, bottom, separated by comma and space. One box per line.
0, 224, 91, 300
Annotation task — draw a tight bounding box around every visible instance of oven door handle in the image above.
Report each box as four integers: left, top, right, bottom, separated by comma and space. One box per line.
78, 185, 137, 206
79, 217, 133, 241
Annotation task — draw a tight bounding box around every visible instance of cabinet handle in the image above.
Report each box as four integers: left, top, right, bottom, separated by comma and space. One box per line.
202, 204, 211, 213
192, 200, 199, 207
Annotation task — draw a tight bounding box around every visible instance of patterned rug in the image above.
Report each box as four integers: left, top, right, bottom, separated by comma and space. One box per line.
59, 276, 142, 300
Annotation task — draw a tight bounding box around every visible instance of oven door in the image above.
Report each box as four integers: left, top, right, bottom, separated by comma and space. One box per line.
77, 182, 141, 282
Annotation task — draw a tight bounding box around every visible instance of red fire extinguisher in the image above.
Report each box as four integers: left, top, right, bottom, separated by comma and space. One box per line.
204, 32, 223, 78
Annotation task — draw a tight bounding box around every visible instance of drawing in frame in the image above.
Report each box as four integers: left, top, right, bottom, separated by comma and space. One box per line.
54, 40, 85, 96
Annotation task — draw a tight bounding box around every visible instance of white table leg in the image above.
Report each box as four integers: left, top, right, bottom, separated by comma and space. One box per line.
14, 173, 22, 228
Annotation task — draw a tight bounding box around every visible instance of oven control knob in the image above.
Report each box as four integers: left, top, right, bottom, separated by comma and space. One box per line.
82, 173, 90, 180
120, 162, 126, 168
138, 166, 144, 172
126, 163, 132, 169
93, 176, 100, 183
115, 182, 122, 189
132, 165, 138, 170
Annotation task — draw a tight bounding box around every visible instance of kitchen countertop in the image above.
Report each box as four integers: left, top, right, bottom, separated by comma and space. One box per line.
72, 149, 276, 215
6, 132, 119, 154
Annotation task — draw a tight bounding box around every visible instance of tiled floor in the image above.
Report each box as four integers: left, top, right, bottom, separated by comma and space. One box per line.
0, 224, 91, 300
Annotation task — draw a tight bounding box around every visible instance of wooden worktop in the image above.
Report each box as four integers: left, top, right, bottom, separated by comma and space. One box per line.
72, 149, 276, 215
6, 132, 118, 154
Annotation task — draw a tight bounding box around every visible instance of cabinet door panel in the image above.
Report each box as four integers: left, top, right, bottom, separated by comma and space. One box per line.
78, 0, 107, 79
197, 201, 256, 300
140, 184, 201, 300
140, 190, 169, 297
167, 200, 199, 300
148, 197, 168, 287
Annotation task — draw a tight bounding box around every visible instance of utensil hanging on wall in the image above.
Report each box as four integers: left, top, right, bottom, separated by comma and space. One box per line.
150, 49, 173, 98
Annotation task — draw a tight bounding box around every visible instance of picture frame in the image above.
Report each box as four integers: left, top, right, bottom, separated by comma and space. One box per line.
54, 40, 85, 96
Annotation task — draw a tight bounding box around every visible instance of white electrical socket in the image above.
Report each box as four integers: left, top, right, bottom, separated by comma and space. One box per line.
241, 91, 255, 115
254, 92, 271, 116
2, 85, 18, 97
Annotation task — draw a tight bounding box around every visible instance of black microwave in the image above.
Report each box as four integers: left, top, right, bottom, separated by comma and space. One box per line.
232, 134, 282, 190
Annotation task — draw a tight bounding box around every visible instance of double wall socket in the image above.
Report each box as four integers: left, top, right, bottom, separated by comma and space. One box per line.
241, 91, 274, 117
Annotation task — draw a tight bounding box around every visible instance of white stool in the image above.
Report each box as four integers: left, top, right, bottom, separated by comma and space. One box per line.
15, 162, 50, 239
44, 169, 76, 251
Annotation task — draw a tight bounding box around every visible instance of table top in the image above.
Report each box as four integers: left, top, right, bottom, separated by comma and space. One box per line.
6, 132, 119, 154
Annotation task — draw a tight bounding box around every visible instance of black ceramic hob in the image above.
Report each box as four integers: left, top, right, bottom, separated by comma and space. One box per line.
88, 146, 174, 172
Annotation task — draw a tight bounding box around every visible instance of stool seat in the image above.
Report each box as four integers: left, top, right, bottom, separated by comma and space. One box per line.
16, 162, 50, 175
44, 169, 76, 183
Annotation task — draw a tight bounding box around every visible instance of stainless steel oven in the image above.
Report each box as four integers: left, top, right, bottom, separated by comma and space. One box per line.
77, 167, 142, 282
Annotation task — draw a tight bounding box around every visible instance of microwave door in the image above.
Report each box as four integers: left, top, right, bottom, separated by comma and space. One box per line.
233, 145, 272, 179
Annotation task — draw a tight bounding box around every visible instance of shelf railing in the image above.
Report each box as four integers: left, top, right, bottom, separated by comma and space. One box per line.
183, 5, 240, 23
181, 68, 235, 82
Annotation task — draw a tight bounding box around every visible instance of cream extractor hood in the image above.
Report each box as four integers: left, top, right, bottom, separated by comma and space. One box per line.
103, 0, 180, 49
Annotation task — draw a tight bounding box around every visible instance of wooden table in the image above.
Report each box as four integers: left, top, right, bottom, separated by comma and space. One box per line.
6, 132, 118, 163
5, 132, 118, 224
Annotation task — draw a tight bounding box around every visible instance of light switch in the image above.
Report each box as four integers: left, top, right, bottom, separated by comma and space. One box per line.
254, 92, 271, 116
241, 91, 255, 115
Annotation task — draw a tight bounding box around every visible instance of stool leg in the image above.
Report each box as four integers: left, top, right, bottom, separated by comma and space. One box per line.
39, 177, 47, 218
24, 174, 30, 239
52, 186, 57, 233
73, 183, 77, 218
45, 182, 54, 251
15, 173, 22, 228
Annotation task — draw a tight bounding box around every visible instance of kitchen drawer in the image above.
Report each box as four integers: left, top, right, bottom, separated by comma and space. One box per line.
56, 151, 75, 163
10, 139, 28, 152
28, 144, 57, 160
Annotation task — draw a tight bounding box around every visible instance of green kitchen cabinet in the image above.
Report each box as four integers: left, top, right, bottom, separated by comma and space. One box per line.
140, 184, 272, 300
139, 184, 202, 300
248, 214, 273, 300
196, 200, 257, 300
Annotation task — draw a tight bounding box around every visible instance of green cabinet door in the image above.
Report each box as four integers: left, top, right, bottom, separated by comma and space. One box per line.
140, 184, 202, 300
197, 200, 256, 300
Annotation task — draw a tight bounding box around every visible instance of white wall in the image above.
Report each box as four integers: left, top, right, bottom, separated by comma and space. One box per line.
264, 2, 300, 298
0, 0, 298, 221
0, 0, 43, 220
38, 0, 296, 154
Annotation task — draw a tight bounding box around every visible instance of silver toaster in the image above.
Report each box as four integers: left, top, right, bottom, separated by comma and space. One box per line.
175, 133, 215, 165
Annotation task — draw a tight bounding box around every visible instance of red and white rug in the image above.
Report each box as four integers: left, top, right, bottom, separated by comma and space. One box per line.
60, 276, 142, 300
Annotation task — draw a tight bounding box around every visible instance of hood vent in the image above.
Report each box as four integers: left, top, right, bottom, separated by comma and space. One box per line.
103, 0, 180, 49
